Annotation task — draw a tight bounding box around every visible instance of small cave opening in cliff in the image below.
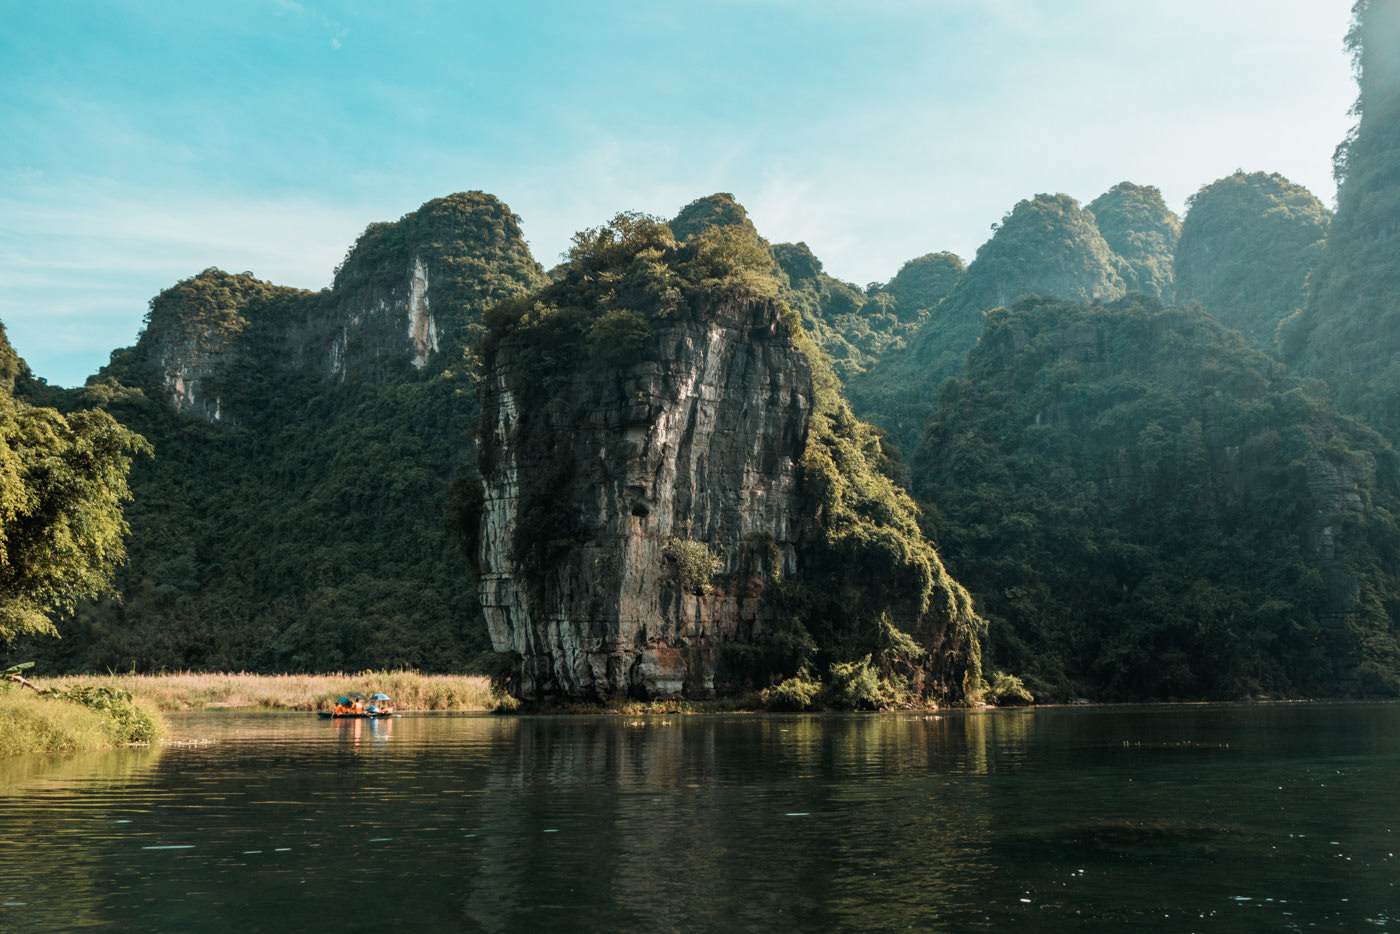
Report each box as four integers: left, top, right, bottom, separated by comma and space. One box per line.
631, 503, 651, 518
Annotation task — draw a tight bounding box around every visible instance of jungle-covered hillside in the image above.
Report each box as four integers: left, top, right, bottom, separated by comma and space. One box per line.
6, 1, 1400, 703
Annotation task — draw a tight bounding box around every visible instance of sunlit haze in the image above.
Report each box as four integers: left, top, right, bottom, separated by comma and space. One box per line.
1, 0, 1358, 387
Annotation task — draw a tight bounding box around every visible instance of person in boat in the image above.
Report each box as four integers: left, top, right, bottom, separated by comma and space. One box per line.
333, 696, 352, 715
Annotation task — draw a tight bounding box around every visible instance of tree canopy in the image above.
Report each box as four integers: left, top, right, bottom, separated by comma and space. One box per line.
916, 295, 1400, 700
0, 326, 148, 646
1174, 171, 1330, 352
1086, 181, 1180, 302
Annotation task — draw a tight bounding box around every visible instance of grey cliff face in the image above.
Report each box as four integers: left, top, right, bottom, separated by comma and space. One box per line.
151, 324, 241, 426
477, 296, 813, 699
318, 255, 442, 384
137, 258, 443, 425
133, 192, 542, 424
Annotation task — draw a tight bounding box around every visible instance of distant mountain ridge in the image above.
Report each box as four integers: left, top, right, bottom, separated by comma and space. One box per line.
14, 193, 544, 674
10, 4, 1400, 700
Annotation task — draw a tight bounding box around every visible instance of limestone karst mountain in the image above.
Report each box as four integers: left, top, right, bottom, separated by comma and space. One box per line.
1174, 171, 1329, 351
1086, 181, 1181, 303
1281, 0, 1400, 436
847, 191, 1130, 454
474, 210, 983, 702
13, 2, 1400, 702
17, 193, 545, 673
915, 295, 1400, 699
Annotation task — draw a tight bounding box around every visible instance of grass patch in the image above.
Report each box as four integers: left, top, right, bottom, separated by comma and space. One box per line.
0, 690, 110, 756
0, 685, 164, 756
33, 670, 498, 712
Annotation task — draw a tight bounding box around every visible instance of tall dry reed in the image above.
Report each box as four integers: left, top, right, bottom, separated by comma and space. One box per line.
32, 671, 497, 713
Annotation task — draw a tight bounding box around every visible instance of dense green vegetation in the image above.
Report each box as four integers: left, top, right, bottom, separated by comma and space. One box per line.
876, 252, 967, 316
482, 203, 986, 704
915, 295, 1400, 700
777, 375, 986, 703
1175, 171, 1330, 351
1086, 182, 1180, 302
1281, 1, 1400, 437
10, 194, 542, 674
0, 326, 148, 646
849, 192, 1128, 454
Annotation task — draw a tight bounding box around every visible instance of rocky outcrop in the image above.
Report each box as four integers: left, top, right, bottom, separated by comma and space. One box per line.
153, 322, 240, 425
120, 192, 545, 424
478, 295, 813, 699
320, 254, 442, 383
133, 267, 305, 427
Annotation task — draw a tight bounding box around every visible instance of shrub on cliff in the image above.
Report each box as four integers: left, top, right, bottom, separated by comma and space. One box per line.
663, 536, 723, 595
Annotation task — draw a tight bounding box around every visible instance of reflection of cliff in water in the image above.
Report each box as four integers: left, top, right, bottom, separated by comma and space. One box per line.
460, 714, 1005, 932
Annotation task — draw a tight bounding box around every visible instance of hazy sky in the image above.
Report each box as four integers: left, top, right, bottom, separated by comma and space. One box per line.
2, 0, 1359, 387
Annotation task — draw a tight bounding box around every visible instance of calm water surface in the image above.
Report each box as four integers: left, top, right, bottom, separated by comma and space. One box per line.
1, 703, 1397, 932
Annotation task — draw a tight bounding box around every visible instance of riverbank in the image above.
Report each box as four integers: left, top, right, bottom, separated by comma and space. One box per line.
25, 670, 500, 713
2, 669, 498, 757
0, 682, 164, 757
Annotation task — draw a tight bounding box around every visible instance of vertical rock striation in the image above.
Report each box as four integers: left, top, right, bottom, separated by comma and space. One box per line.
478, 295, 813, 698
475, 208, 985, 704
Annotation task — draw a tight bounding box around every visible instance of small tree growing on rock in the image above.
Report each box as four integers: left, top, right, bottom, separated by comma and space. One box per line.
663, 536, 722, 595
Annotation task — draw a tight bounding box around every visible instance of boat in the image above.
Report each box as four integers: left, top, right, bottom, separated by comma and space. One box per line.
318, 692, 396, 718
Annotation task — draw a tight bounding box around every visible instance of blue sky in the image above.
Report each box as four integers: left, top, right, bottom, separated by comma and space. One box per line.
2, 0, 1358, 387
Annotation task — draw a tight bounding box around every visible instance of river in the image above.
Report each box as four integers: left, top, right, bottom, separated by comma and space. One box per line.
1, 702, 1396, 932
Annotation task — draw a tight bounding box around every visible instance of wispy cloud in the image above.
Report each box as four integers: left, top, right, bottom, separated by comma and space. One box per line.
0, 176, 375, 385
0, 0, 1359, 387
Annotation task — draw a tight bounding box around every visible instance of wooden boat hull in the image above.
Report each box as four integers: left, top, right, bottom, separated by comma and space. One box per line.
318, 711, 393, 719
